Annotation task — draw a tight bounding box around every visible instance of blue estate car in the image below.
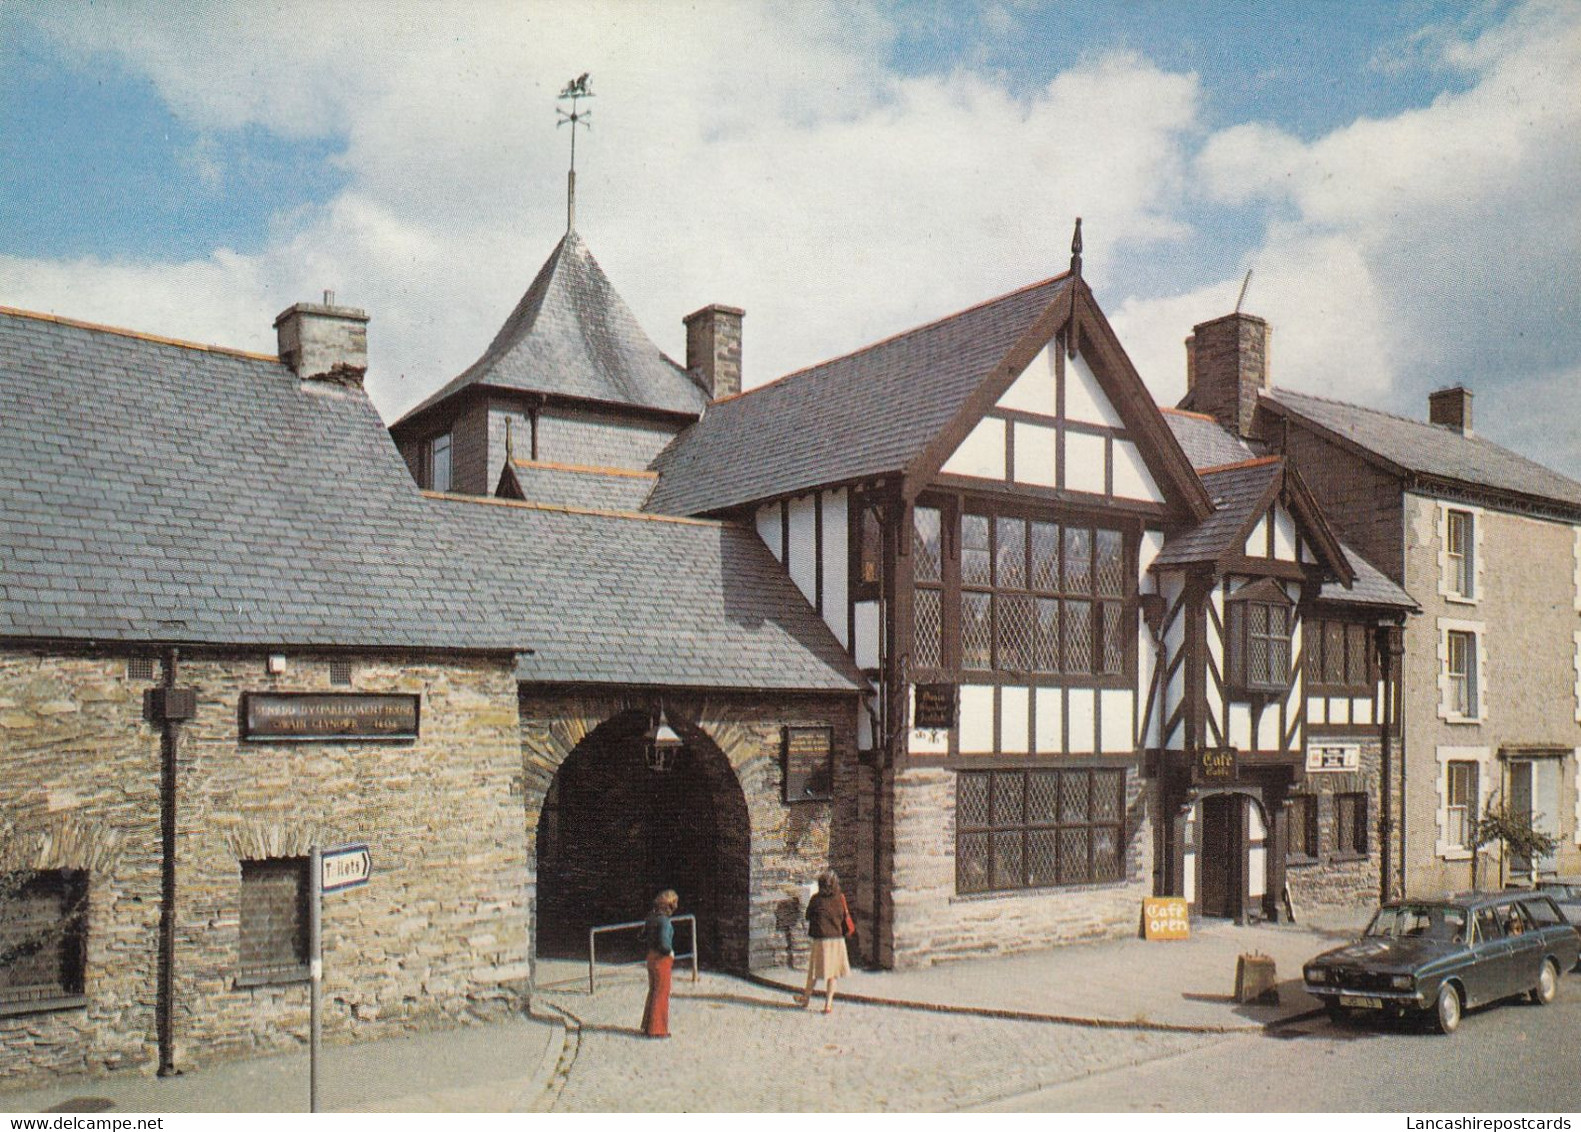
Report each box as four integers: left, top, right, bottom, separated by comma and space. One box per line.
1303, 892, 1581, 1034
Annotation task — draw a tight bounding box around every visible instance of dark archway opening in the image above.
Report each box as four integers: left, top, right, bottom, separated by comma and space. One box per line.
1198, 792, 1246, 919
534, 709, 751, 970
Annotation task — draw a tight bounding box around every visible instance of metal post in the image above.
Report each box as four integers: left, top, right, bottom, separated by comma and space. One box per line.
310, 845, 322, 1114
156, 647, 180, 1078
588, 928, 597, 994
689, 916, 699, 983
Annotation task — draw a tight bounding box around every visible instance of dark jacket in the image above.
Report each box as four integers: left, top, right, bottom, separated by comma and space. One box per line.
806, 892, 847, 940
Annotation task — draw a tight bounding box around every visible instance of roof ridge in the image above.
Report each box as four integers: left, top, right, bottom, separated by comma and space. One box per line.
1160, 406, 1218, 422
709, 270, 1072, 408
1267, 386, 1434, 431
422, 490, 730, 527
1199, 455, 1281, 475
511, 458, 658, 479
0, 305, 278, 363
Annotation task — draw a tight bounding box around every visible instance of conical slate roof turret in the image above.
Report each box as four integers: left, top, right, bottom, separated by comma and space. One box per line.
400, 231, 708, 422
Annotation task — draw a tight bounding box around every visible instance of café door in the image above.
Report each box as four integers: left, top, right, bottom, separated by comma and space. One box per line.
1198, 793, 1245, 920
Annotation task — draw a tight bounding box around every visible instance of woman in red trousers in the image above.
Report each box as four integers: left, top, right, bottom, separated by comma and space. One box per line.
641, 889, 679, 1038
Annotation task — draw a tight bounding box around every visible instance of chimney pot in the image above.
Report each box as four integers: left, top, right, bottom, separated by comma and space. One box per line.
684, 304, 745, 401
1428, 385, 1473, 436
274, 297, 369, 386
1180, 312, 1269, 439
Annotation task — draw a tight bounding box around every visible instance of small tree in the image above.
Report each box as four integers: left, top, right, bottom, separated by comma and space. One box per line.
1470, 804, 1558, 890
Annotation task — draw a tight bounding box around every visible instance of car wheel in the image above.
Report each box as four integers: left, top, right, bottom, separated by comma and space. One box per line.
1530, 959, 1559, 1005
1323, 1002, 1348, 1023
1434, 982, 1462, 1034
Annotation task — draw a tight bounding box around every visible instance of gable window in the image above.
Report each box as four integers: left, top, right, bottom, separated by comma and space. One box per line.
239, 858, 310, 986
914, 499, 1130, 683
1286, 795, 1318, 861
1447, 630, 1478, 718
1225, 583, 1294, 694
1445, 760, 1479, 851
1445, 509, 1474, 600
0, 869, 88, 1012
956, 768, 1126, 893
1335, 792, 1369, 856
429, 432, 453, 493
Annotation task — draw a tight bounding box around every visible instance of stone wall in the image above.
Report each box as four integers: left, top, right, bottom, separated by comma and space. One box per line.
517, 688, 862, 974
888, 762, 1153, 967
1285, 734, 1388, 914
0, 647, 527, 1086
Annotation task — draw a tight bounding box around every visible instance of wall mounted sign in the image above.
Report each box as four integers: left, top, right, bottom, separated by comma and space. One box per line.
320, 844, 373, 893
913, 683, 957, 731
242, 693, 420, 741
1306, 744, 1360, 773
783, 724, 834, 803
1142, 897, 1190, 941
1193, 746, 1239, 785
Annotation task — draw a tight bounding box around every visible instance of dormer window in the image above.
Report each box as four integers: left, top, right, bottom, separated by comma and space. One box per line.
1226, 579, 1294, 695
430, 432, 453, 493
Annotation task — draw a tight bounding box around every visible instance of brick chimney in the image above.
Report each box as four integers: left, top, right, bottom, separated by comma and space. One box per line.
1181, 312, 1269, 439
684, 304, 744, 401
1429, 385, 1473, 436
274, 291, 369, 386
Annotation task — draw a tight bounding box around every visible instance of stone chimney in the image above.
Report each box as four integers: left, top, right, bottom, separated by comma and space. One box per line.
274, 291, 369, 386
1429, 385, 1473, 436
684, 304, 744, 401
1182, 312, 1269, 439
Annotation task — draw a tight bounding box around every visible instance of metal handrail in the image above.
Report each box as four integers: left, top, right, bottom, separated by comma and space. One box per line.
588, 913, 699, 993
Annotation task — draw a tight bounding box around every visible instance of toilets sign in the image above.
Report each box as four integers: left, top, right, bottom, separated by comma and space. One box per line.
321, 844, 372, 893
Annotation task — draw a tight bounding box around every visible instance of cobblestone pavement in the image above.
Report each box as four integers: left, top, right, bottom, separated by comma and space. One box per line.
533, 967, 1219, 1112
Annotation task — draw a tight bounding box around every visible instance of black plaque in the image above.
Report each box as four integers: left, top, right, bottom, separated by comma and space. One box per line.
913, 683, 956, 730
1193, 746, 1239, 784
242, 693, 420, 741
783, 724, 834, 803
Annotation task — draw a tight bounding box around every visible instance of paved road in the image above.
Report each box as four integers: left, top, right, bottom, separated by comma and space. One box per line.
970, 991, 1581, 1112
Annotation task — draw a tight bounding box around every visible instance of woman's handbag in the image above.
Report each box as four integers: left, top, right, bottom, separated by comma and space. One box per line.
840, 894, 859, 956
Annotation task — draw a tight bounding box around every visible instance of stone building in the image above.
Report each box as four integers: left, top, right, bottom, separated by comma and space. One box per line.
1252, 384, 1581, 895
3, 212, 1429, 1084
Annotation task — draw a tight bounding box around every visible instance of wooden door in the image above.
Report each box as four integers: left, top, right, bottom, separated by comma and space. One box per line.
1198, 794, 1244, 919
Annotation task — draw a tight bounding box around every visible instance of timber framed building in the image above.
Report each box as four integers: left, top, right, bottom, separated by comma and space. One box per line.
3, 219, 1435, 1084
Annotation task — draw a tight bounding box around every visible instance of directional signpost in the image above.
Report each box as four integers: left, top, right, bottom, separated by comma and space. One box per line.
310, 843, 372, 1112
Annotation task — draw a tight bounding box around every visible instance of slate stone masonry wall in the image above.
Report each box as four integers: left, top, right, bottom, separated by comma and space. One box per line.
0, 647, 528, 1085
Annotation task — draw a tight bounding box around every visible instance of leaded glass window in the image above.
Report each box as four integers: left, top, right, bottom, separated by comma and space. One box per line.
957, 768, 1127, 893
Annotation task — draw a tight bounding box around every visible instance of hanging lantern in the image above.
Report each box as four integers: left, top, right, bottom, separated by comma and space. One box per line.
645, 706, 684, 773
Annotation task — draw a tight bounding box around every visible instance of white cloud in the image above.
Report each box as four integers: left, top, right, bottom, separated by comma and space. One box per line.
10, 2, 1201, 422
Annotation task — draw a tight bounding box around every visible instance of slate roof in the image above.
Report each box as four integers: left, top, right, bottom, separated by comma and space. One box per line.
645, 275, 1071, 516
432, 497, 864, 690
1162, 408, 1258, 471
1265, 389, 1581, 514
398, 230, 707, 423
0, 308, 863, 692
1319, 545, 1416, 611
1153, 459, 1282, 568
499, 459, 656, 511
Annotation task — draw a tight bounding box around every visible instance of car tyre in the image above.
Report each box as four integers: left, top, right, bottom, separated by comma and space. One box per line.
1433, 982, 1461, 1035
1530, 959, 1559, 1005
1323, 1002, 1348, 1024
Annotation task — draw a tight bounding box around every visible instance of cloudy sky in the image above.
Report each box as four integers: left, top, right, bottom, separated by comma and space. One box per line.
3, 1, 1577, 476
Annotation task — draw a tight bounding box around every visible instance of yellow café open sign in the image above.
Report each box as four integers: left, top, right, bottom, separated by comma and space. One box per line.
1143, 897, 1190, 941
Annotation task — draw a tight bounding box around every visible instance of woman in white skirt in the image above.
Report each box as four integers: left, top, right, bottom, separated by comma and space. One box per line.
796, 869, 852, 1014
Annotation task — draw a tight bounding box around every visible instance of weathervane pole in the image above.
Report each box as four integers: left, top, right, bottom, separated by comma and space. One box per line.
558, 73, 594, 233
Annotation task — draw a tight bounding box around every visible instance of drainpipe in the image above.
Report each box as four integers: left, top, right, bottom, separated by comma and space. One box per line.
144, 647, 197, 1078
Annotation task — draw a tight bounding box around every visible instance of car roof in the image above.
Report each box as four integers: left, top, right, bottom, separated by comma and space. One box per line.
1385, 892, 1556, 911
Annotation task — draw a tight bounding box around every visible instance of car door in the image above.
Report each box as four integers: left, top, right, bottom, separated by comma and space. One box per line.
1493, 900, 1543, 997
1462, 906, 1509, 1006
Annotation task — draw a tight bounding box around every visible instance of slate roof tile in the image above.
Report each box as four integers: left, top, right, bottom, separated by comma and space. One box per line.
1266, 388, 1581, 513
0, 309, 863, 693
645, 275, 1070, 516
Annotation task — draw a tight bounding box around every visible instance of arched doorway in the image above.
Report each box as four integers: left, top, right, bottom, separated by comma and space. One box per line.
534, 709, 751, 969
1194, 791, 1270, 921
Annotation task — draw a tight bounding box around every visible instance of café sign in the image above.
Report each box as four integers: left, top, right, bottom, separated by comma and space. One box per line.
242, 693, 420, 741
1193, 746, 1239, 784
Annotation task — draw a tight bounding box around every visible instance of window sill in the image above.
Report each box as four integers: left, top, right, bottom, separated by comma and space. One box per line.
0, 993, 88, 1018
1442, 593, 1479, 606
1441, 714, 1484, 726
234, 967, 311, 990
952, 878, 1132, 902
1327, 852, 1370, 865
1285, 856, 1321, 869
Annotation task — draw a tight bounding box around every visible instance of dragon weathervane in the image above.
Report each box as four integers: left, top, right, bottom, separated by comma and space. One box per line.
558, 73, 593, 232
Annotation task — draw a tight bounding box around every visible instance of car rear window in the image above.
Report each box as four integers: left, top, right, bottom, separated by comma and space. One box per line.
1521, 897, 1563, 926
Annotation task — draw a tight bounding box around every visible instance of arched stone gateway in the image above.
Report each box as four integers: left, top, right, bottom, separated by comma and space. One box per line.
523, 695, 762, 971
